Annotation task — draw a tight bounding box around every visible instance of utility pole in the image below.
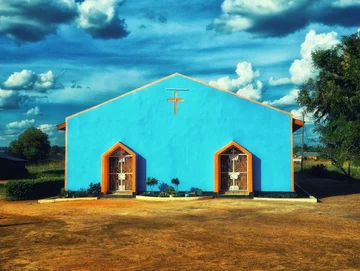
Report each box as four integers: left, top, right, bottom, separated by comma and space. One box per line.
301, 111, 305, 172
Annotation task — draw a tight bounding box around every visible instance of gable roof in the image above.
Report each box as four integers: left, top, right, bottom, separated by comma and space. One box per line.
57, 73, 304, 131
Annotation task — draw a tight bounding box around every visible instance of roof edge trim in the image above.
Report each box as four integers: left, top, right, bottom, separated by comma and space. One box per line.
65, 72, 292, 120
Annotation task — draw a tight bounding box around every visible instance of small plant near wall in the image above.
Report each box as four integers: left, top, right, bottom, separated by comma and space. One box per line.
146, 177, 158, 193
88, 182, 101, 197
58, 182, 102, 198
195, 188, 203, 196
171, 178, 180, 192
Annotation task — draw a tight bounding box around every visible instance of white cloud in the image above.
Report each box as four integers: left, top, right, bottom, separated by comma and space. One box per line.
209, 62, 260, 91
268, 76, 292, 86
289, 30, 339, 85
209, 62, 263, 100
3, 70, 58, 92
291, 107, 314, 124
232, 62, 260, 87
38, 124, 56, 137
0, 89, 23, 109
6, 119, 35, 130
77, 0, 129, 39
300, 30, 339, 60
221, 0, 298, 15
268, 30, 340, 86
34, 71, 56, 90
37, 124, 60, 144
3, 70, 37, 90
236, 81, 263, 100
332, 0, 360, 7
25, 106, 42, 116
264, 89, 299, 107
209, 62, 260, 90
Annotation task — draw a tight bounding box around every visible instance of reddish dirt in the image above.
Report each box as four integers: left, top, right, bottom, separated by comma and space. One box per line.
1, 178, 360, 271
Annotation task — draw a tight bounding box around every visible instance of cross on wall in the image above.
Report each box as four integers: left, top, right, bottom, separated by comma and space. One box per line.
167, 92, 184, 115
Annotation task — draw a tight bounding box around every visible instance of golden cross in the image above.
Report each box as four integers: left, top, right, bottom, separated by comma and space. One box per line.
167, 92, 184, 115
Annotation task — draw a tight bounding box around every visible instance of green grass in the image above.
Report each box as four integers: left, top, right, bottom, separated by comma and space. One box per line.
0, 161, 65, 200
0, 183, 5, 200
295, 160, 360, 180
27, 161, 65, 179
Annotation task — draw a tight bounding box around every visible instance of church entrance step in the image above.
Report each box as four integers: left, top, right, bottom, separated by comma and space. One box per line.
222, 190, 250, 196
103, 190, 135, 198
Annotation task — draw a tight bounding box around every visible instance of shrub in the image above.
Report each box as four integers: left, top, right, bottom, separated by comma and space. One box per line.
311, 164, 326, 177
195, 188, 203, 196
5, 177, 64, 201
59, 183, 102, 198
158, 182, 169, 192
158, 191, 168, 197
88, 182, 101, 196
165, 186, 176, 196
71, 188, 88, 198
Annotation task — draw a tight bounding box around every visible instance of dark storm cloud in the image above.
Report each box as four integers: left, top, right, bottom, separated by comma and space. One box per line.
208, 0, 360, 37
0, 0, 77, 42
0, 0, 129, 42
0, 89, 30, 110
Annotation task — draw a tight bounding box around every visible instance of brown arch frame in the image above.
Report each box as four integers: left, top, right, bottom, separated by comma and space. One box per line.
214, 141, 253, 193
101, 142, 137, 194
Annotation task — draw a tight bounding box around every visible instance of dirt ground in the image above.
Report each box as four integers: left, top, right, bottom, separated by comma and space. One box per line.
1, 176, 360, 271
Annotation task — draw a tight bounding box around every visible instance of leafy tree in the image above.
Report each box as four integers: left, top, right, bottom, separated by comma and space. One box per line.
50, 145, 65, 156
7, 128, 51, 161
297, 32, 360, 181
146, 177, 158, 192
171, 178, 180, 192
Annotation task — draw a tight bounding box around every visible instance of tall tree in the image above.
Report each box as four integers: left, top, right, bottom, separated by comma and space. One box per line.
297, 32, 360, 180
7, 127, 51, 161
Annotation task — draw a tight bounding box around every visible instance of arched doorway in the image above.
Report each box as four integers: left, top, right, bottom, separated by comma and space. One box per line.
102, 142, 136, 194
214, 141, 252, 194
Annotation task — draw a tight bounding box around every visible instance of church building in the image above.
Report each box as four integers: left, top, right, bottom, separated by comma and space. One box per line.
57, 73, 303, 196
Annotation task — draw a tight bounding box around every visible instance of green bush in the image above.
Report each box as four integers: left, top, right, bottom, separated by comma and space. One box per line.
5, 177, 64, 201
165, 186, 176, 195
158, 191, 168, 197
59, 183, 102, 198
88, 182, 101, 197
195, 188, 203, 196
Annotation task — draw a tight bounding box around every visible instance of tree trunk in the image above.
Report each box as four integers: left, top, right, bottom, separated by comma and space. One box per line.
347, 160, 352, 183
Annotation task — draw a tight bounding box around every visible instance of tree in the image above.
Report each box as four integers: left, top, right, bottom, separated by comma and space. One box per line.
171, 178, 180, 192
146, 177, 158, 192
297, 32, 360, 181
50, 145, 65, 156
7, 127, 51, 161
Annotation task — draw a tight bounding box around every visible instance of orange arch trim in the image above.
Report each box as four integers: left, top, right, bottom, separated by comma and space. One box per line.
101, 142, 137, 194
214, 141, 253, 193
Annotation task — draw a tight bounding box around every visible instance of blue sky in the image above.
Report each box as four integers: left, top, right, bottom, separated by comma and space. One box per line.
0, 0, 359, 147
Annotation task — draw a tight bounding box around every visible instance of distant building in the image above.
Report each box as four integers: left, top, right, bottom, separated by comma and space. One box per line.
0, 153, 28, 180
295, 152, 320, 161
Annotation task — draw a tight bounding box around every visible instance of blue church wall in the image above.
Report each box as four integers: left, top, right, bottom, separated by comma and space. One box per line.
66, 74, 293, 192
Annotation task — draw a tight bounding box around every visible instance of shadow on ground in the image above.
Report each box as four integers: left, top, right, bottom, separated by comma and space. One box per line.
295, 173, 360, 199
